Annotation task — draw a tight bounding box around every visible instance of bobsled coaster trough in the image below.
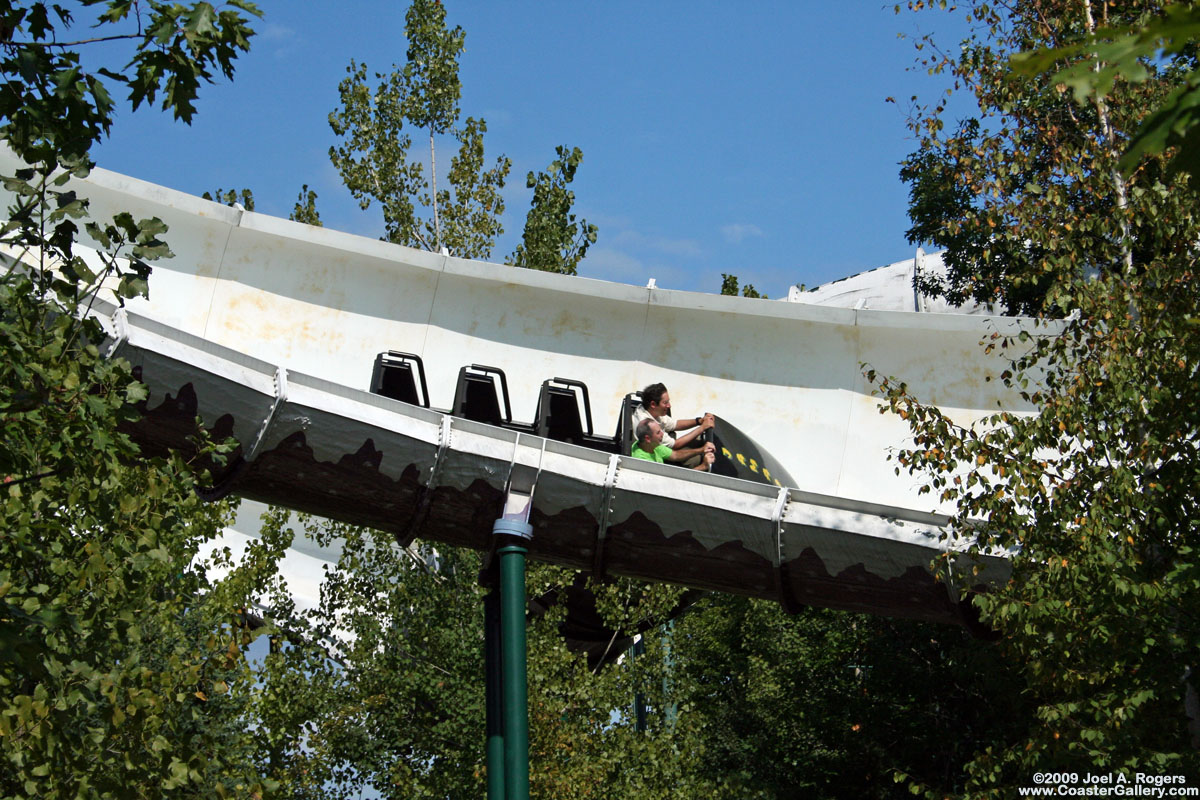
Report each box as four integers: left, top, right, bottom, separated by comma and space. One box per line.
1, 153, 1037, 629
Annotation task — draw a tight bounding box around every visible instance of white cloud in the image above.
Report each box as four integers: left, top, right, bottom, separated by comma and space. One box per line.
580, 247, 646, 283
263, 23, 297, 42
586, 211, 634, 230
720, 223, 764, 243
610, 229, 703, 258
477, 108, 514, 128
581, 247, 693, 290
263, 24, 302, 60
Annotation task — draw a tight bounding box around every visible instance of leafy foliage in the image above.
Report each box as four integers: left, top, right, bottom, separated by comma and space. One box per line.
1011, 3, 1200, 179
328, 0, 598, 270
435, 116, 507, 257
203, 184, 323, 226
399, 0, 463, 136
203, 187, 255, 210
659, 597, 1025, 800
0, 0, 260, 169
328, 60, 510, 258
329, 59, 425, 247
896, 0, 1184, 315
401, 0, 464, 251
248, 501, 1030, 799
0, 2, 286, 795
879, 0, 1200, 791
0, 133, 284, 800
328, 0, 511, 258
290, 184, 321, 226
246, 514, 721, 799
508, 146, 598, 275
719, 273, 765, 298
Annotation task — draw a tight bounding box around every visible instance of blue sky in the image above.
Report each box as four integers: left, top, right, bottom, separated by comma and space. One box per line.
92, 2, 970, 298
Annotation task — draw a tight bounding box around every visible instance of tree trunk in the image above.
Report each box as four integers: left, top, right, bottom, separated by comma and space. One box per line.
1083, 0, 1134, 276
430, 126, 441, 253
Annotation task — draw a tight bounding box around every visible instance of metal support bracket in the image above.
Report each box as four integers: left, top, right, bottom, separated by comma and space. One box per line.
105, 308, 130, 359
401, 414, 454, 547
497, 435, 545, 532
940, 549, 962, 604
771, 485, 803, 615
247, 366, 288, 462
200, 365, 288, 502
591, 452, 622, 579
430, 415, 453, 489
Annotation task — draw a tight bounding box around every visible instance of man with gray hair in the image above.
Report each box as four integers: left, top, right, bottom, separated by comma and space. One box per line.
631, 418, 715, 471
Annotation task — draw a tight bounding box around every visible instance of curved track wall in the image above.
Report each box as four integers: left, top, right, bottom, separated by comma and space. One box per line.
0, 154, 1041, 626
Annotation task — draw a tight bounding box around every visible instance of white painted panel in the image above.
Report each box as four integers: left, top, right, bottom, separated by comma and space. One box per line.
421, 256, 650, 423
0, 150, 1042, 533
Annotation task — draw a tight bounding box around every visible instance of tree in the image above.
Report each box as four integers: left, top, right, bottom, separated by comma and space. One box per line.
508, 146, 598, 275
203, 185, 323, 226
0, 0, 259, 170
290, 184, 322, 226
247, 514, 720, 799
401, 0, 463, 252
877, 1, 1200, 792
329, 1, 598, 269
1012, 3, 1200, 180
329, 60, 424, 247
203, 187, 255, 210
719, 273, 765, 298
436, 116, 506, 258
258, 499, 1031, 800
328, 0, 511, 261
603, 593, 1025, 800
0, 2, 290, 795
896, 1, 1186, 315
329, 58, 510, 259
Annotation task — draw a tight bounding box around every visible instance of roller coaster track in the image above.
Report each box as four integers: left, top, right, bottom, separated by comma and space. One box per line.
2, 155, 1035, 629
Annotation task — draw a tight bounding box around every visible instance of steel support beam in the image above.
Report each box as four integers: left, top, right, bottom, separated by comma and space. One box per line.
493, 519, 532, 800
484, 587, 505, 800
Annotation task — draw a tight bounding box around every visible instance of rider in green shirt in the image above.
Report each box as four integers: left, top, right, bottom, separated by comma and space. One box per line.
631, 418, 714, 471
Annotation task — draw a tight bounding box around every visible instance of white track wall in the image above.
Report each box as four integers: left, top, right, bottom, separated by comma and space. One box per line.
15, 157, 1035, 514
0, 154, 1049, 626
